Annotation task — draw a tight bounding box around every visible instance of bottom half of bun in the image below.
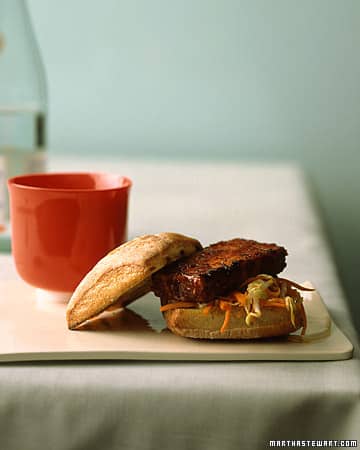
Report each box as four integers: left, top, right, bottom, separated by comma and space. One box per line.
163, 302, 306, 339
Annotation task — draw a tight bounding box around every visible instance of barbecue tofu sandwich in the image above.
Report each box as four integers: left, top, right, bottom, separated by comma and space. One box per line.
152, 238, 311, 339
66, 233, 311, 339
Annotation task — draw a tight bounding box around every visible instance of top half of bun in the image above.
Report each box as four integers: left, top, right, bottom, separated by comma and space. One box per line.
66, 232, 202, 329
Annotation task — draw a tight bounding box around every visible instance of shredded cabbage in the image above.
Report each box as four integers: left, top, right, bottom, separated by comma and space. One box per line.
244, 274, 302, 328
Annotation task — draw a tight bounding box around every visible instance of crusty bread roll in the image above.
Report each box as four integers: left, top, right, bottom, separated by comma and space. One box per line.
66, 232, 202, 329
163, 302, 305, 339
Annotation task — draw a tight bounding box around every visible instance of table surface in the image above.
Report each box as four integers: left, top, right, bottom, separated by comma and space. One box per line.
0, 156, 359, 450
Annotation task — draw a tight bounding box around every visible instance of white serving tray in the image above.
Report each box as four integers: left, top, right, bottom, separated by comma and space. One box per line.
0, 280, 353, 362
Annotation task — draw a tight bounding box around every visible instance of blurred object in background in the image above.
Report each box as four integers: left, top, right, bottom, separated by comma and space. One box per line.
0, 0, 47, 237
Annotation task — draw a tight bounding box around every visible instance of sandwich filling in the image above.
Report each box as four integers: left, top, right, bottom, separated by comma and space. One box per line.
153, 238, 312, 337
159, 274, 310, 335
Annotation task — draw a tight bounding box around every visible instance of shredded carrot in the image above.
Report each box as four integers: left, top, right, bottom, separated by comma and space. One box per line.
263, 302, 286, 308
232, 292, 248, 306
255, 298, 285, 308
202, 304, 213, 315
159, 302, 197, 312
220, 310, 231, 333
263, 297, 286, 304
219, 301, 232, 333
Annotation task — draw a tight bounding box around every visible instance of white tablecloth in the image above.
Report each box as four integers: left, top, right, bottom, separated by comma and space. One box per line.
0, 157, 359, 450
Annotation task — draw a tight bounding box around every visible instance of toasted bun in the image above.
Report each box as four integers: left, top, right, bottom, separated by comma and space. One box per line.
163, 302, 305, 339
66, 232, 202, 329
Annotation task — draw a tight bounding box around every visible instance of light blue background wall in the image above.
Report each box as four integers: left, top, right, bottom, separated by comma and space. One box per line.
28, 0, 360, 331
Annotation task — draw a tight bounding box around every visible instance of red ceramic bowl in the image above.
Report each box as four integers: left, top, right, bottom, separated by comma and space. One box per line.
8, 172, 131, 295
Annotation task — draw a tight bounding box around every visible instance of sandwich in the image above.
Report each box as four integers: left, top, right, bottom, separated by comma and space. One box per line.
66, 233, 311, 339
152, 238, 310, 339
